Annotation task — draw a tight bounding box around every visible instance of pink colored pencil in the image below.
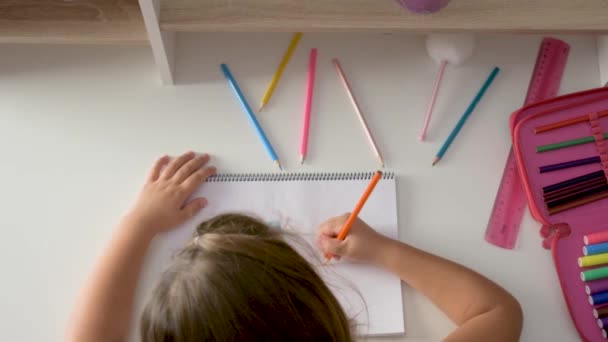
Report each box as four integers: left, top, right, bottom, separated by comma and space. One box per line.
419, 60, 447, 141
586, 231, 608, 245
300, 48, 317, 164
332, 58, 385, 167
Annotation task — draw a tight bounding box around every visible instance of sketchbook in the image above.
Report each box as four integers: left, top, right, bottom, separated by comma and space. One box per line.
139, 172, 404, 336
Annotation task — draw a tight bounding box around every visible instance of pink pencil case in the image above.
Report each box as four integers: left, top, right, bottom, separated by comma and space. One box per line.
512, 87, 608, 341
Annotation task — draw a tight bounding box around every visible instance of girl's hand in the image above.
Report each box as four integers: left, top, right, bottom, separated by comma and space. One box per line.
125, 151, 216, 236
316, 214, 391, 265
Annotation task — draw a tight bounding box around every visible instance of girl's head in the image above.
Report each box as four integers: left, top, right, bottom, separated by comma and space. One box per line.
141, 213, 353, 341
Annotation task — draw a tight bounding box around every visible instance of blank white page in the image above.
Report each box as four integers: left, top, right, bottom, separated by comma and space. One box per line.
139, 172, 404, 336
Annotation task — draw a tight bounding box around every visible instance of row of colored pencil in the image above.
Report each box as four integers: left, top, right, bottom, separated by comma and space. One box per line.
579, 231, 608, 338
534, 106, 607, 155
543, 170, 608, 215
532, 103, 608, 214
221, 33, 384, 169
222, 33, 503, 169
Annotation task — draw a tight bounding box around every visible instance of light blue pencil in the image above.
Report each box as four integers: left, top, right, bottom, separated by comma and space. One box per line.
221, 63, 282, 170
432, 67, 500, 166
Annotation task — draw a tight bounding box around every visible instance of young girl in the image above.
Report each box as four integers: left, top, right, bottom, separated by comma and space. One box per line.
66, 151, 523, 342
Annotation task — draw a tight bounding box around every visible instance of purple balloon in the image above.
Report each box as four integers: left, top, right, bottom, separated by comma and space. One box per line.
396, 0, 451, 14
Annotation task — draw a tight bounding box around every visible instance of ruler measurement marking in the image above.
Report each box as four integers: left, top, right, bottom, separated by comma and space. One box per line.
485, 38, 570, 249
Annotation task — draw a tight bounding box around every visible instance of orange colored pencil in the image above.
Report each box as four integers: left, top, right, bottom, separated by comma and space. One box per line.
325, 171, 383, 262
535, 110, 608, 134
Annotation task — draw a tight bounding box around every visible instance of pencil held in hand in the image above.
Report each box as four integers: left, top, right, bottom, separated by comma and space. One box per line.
324, 171, 383, 262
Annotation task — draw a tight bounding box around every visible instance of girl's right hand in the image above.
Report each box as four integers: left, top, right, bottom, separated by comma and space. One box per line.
316, 214, 391, 265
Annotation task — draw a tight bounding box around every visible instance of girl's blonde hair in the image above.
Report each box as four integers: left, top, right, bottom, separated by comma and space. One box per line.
141, 213, 353, 341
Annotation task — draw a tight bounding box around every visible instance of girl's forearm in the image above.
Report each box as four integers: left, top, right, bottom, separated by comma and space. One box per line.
66, 216, 153, 342
378, 239, 522, 341
66, 152, 213, 342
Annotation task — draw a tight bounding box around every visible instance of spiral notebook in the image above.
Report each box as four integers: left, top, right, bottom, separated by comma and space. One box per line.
138, 172, 404, 336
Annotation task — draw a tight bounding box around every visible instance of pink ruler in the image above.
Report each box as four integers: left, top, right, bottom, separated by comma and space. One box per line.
485, 38, 570, 249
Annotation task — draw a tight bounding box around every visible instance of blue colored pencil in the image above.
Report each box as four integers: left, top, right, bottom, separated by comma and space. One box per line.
590, 291, 608, 306
432, 67, 500, 166
584, 242, 608, 256
220, 63, 282, 170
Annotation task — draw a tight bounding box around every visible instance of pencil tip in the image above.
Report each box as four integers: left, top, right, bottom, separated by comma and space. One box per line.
300, 155, 305, 164
432, 157, 440, 166
258, 104, 265, 112
276, 160, 283, 171
378, 157, 385, 168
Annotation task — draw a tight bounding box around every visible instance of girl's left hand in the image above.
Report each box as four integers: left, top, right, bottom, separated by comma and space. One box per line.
125, 151, 216, 236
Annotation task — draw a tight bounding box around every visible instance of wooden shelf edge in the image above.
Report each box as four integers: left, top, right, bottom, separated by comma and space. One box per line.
0, 20, 148, 45
0, 1, 148, 45
159, 0, 608, 34
160, 23, 608, 35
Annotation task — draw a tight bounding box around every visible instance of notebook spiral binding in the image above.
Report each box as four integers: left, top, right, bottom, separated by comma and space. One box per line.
207, 172, 394, 183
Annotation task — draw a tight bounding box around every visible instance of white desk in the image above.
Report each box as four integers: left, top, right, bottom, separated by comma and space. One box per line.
0, 33, 601, 341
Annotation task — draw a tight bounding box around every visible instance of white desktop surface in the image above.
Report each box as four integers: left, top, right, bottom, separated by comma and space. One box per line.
0, 33, 601, 341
